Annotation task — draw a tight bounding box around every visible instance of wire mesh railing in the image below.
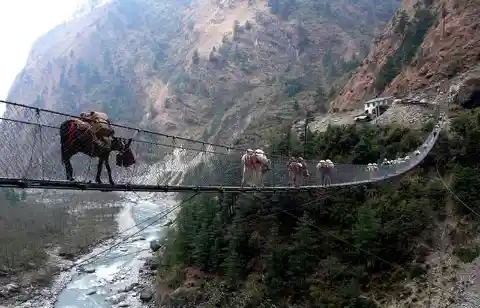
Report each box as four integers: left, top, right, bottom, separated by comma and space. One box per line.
0, 99, 444, 191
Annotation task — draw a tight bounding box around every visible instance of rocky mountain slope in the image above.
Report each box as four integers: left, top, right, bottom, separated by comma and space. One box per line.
332, 0, 480, 110
5, 0, 400, 147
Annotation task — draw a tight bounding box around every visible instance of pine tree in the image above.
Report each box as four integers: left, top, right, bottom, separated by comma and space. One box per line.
314, 86, 326, 107
222, 213, 245, 286
353, 205, 380, 262
288, 213, 319, 292
353, 136, 376, 164
265, 222, 289, 297
192, 197, 217, 269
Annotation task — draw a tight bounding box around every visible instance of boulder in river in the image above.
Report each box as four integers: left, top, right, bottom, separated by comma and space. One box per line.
82, 266, 96, 274
149, 240, 162, 252
131, 236, 146, 242
107, 293, 127, 304
139, 290, 153, 302
86, 289, 97, 296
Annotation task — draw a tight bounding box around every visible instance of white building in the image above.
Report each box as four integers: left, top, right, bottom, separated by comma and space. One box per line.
364, 97, 393, 115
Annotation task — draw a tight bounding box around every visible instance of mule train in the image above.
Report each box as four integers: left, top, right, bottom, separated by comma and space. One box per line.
241, 149, 336, 187
60, 111, 135, 185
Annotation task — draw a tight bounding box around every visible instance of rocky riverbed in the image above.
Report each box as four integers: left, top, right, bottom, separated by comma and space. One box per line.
52, 194, 176, 308
0, 193, 176, 308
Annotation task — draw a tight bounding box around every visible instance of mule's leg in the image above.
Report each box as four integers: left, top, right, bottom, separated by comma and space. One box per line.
95, 158, 104, 184
260, 169, 265, 188
247, 168, 254, 187
61, 147, 75, 181
241, 165, 246, 187
254, 169, 259, 187
63, 158, 74, 181
251, 168, 257, 188
104, 156, 115, 185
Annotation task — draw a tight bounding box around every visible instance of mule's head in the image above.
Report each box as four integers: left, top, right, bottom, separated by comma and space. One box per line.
112, 137, 136, 167
111, 137, 130, 151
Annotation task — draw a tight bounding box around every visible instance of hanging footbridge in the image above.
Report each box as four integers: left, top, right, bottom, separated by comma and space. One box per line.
0, 99, 445, 193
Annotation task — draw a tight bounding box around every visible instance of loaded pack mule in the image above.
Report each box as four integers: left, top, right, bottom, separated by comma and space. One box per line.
59, 115, 135, 185
241, 149, 271, 187
287, 157, 310, 187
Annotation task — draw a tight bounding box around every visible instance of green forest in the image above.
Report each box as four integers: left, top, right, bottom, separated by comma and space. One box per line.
156, 108, 480, 307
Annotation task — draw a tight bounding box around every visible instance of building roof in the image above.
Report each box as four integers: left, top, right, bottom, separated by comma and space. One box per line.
364, 96, 394, 104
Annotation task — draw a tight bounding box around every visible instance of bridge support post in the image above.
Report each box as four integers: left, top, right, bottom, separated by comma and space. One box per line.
303, 110, 308, 158
271, 159, 275, 187
230, 193, 237, 216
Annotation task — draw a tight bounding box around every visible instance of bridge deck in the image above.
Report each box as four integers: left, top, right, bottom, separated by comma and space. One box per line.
0, 178, 374, 192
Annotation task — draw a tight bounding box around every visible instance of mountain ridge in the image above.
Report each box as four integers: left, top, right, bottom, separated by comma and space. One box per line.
5, 0, 400, 146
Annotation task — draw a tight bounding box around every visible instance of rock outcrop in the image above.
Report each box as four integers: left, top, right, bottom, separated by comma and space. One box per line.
332, 0, 480, 110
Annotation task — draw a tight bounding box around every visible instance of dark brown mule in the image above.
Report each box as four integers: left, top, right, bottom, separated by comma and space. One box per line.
60, 119, 134, 185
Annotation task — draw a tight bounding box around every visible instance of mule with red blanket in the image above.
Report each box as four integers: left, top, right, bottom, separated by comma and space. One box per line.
59, 115, 135, 185
241, 149, 271, 187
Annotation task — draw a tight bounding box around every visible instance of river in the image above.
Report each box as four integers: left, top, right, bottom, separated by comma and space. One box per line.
53, 191, 177, 308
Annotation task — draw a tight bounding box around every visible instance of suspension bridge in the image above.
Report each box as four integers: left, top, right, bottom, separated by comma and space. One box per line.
0, 99, 445, 193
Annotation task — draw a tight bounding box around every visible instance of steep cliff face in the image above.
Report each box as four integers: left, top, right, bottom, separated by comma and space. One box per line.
6, 0, 400, 145
332, 0, 480, 110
